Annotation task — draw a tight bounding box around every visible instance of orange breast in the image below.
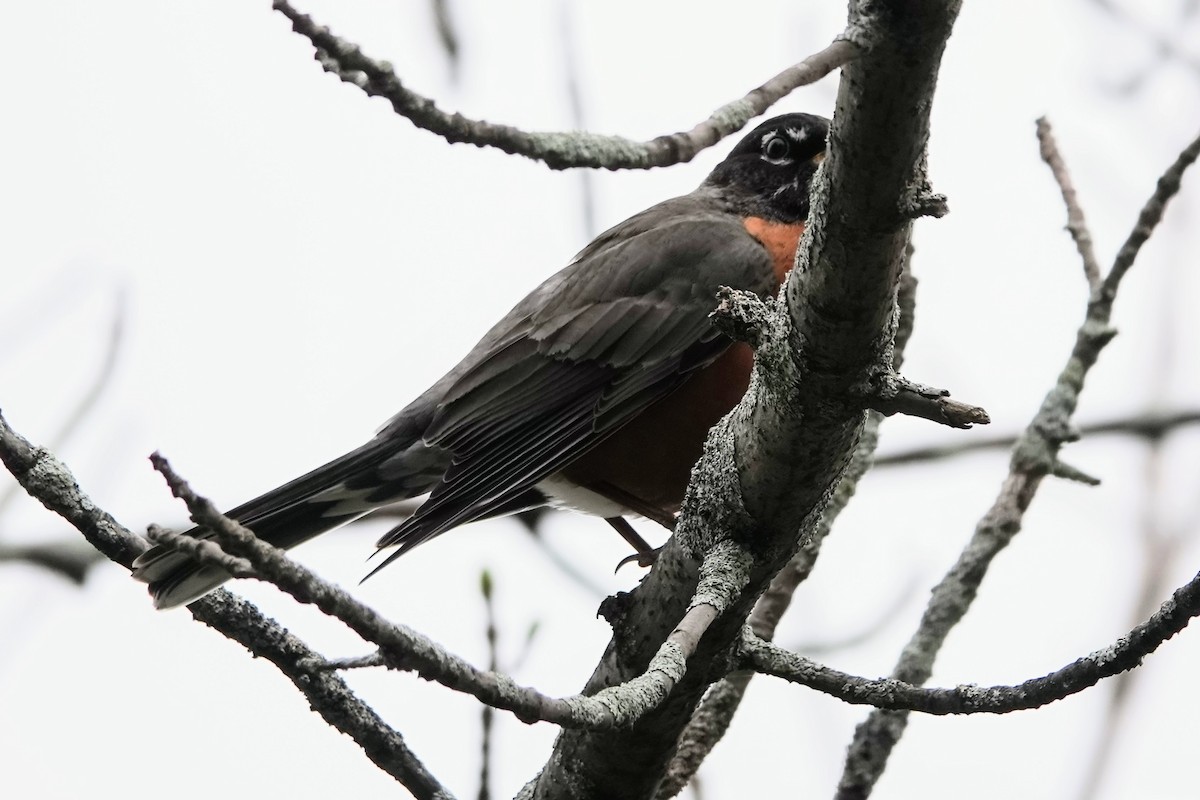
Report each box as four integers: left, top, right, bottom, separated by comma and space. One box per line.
559, 219, 804, 519
742, 217, 805, 286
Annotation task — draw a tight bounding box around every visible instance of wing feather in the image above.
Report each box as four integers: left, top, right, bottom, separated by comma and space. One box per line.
377, 198, 775, 557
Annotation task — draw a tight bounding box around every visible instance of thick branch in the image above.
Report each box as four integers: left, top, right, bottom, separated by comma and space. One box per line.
528, 3, 963, 797
658, 270, 919, 798
272, 0, 858, 170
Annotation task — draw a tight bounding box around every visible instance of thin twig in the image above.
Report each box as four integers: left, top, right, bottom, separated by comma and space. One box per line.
1037, 117, 1103, 289
1089, 0, 1200, 79
874, 409, 1200, 468
744, 553, 1200, 711
835, 126, 1200, 800
1103, 131, 1200, 299
146, 524, 255, 577
0, 539, 106, 584
190, 592, 457, 800
1076, 224, 1189, 800
429, 0, 460, 78
478, 570, 497, 800
0, 289, 126, 521
522, 526, 610, 599
864, 372, 990, 429
273, 0, 859, 170
557, 0, 598, 238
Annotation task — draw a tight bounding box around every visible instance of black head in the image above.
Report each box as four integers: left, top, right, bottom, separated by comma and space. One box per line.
703, 113, 829, 223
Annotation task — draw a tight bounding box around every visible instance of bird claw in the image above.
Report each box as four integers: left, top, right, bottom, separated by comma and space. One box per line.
614, 546, 662, 573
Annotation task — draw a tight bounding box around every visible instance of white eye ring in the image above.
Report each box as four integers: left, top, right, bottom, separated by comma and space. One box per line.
763, 135, 790, 161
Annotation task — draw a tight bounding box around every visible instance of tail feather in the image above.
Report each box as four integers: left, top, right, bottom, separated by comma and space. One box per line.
133, 434, 435, 609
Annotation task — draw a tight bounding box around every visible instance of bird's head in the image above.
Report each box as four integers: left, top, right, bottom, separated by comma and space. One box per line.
703, 112, 829, 223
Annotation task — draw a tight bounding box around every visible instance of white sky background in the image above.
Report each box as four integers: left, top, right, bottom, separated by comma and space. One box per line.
2, 1, 1199, 798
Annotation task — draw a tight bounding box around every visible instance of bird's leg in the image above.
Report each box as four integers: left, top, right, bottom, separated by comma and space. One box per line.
606, 517, 665, 571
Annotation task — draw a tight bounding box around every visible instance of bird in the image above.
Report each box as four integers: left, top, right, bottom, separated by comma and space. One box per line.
133, 112, 830, 609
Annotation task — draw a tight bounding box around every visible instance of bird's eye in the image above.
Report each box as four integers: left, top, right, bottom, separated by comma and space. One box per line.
763, 134, 790, 161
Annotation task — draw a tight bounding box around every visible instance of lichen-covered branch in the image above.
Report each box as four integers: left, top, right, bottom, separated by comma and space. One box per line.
657, 269, 919, 799
272, 0, 859, 170
526, 2, 964, 797
0, 412, 147, 567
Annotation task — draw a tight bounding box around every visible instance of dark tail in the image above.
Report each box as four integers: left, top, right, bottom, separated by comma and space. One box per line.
133, 434, 430, 609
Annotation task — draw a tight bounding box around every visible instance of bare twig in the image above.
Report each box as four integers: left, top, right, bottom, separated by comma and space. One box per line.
787, 577, 920, 655
744, 552, 1200, 710
836, 126, 1200, 800
478, 570, 497, 800
190, 593, 458, 800
273, 0, 859, 170
0, 414, 453, 799
146, 524, 254, 577
864, 372, 990, 429
1037, 117, 1103, 289
0, 289, 126, 522
522, 526, 610, 598
307, 652, 387, 671
1076, 218, 1190, 800
874, 409, 1200, 468
1089, 0, 1200, 80
0, 539, 106, 584
429, 0, 460, 78
557, 0, 598, 238
1103, 133, 1200, 299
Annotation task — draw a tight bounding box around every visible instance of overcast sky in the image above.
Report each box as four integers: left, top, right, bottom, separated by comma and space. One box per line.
2, 2, 1200, 798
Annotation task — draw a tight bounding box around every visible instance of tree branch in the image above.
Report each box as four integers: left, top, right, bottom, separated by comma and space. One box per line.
0, 412, 452, 800
874, 409, 1200, 468
527, 2, 965, 796
657, 269, 920, 799
0, 287, 125, 522
272, 0, 859, 170
0, 539, 107, 584
744, 550, 1200, 711
862, 372, 990, 429
0, 410, 147, 567
835, 124, 1200, 800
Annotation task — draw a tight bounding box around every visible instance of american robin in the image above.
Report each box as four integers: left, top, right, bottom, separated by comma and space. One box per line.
134, 112, 830, 608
